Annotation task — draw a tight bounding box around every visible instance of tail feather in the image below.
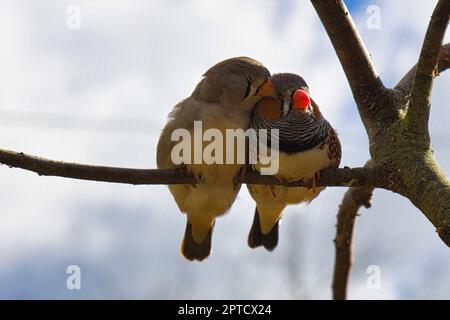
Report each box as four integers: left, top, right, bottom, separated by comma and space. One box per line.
181, 221, 213, 261
248, 208, 279, 251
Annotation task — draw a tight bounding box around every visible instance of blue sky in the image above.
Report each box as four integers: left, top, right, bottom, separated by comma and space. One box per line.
346, 0, 371, 12
0, 0, 449, 299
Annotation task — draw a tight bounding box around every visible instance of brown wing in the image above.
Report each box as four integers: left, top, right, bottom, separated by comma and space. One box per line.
327, 129, 342, 168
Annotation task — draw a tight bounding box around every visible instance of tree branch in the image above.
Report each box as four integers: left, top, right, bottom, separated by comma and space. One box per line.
310, 0, 385, 110
406, 0, 450, 134
0, 149, 197, 185
395, 43, 450, 94
310, 0, 450, 301
332, 160, 374, 300
394, 150, 450, 248
0, 148, 382, 188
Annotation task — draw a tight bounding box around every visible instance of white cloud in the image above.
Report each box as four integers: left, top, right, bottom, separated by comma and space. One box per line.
0, 0, 448, 299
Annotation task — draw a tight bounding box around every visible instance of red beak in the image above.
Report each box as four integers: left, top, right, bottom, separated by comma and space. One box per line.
293, 89, 310, 110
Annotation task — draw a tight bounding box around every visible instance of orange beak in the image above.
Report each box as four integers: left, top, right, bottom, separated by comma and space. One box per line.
293, 89, 310, 110
257, 77, 274, 97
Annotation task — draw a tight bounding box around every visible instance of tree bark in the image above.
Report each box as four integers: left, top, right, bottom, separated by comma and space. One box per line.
407, 0, 450, 135
0, 148, 380, 188
332, 185, 373, 300
311, 0, 450, 299
332, 161, 374, 300
0, 0, 449, 301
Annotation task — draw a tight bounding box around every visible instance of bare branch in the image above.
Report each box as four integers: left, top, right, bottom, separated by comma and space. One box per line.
406, 0, 450, 133
241, 166, 379, 188
0, 148, 381, 188
0, 149, 197, 185
395, 43, 450, 94
332, 161, 374, 300
396, 151, 450, 248
310, 0, 384, 110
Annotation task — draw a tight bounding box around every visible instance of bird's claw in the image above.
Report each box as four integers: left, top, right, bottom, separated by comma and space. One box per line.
268, 176, 285, 197
269, 184, 276, 197
186, 167, 201, 188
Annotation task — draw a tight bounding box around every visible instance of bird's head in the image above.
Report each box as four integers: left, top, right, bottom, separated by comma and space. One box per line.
252, 73, 323, 120
192, 57, 274, 112
273, 73, 312, 116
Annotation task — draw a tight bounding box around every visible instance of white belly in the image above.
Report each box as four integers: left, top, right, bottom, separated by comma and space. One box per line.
250, 145, 331, 207
256, 144, 331, 181
172, 106, 249, 219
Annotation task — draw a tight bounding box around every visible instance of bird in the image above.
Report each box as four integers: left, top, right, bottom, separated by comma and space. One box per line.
247, 73, 341, 251
157, 57, 274, 261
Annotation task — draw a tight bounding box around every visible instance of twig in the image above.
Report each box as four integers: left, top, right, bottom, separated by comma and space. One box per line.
310, 0, 385, 110
406, 0, 450, 133
395, 43, 450, 94
332, 162, 374, 300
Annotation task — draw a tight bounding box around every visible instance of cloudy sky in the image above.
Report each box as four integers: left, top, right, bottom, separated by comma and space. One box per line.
0, 0, 449, 299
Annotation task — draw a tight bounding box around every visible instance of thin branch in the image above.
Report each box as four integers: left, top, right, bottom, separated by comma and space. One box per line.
0, 148, 381, 188
395, 43, 450, 94
0, 149, 196, 185
241, 166, 378, 188
310, 0, 384, 109
332, 161, 374, 300
406, 0, 450, 133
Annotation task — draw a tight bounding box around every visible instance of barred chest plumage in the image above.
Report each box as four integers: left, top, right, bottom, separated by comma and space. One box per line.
251, 110, 341, 181
246, 72, 342, 251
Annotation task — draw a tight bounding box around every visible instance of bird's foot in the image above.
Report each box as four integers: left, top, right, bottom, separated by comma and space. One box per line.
268, 176, 285, 197
186, 167, 202, 188
269, 184, 276, 197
